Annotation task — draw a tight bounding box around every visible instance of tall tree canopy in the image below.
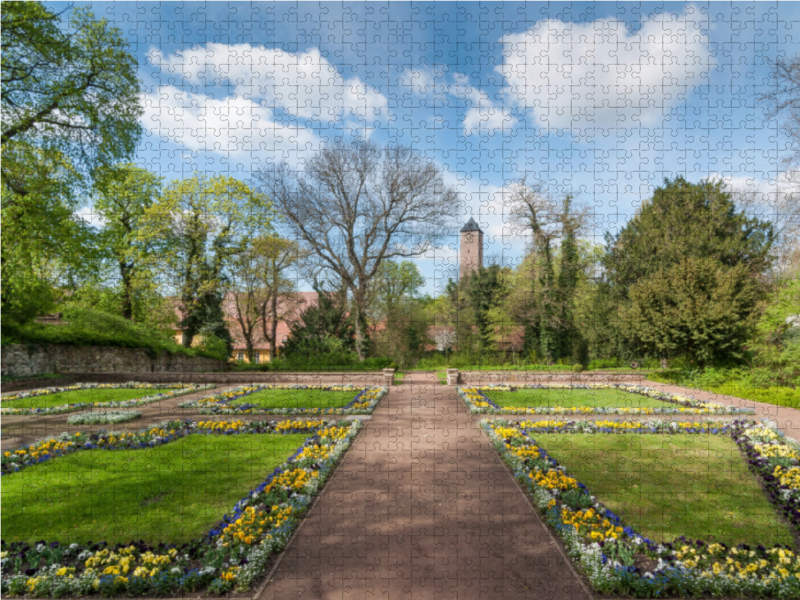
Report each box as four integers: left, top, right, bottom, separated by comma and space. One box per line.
606, 177, 774, 365
141, 174, 272, 349
604, 177, 774, 293
93, 164, 163, 320
257, 141, 457, 360
1, 3, 143, 323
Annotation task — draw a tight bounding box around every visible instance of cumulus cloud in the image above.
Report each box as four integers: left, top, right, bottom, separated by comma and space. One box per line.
450, 72, 515, 136
148, 44, 388, 124
142, 44, 390, 161
498, 7, 712, 134
399, 68, 438, 97
141, 86, 320, 161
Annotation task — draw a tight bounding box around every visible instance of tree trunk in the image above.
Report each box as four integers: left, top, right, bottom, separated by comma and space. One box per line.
182, 330, 194, 348
269, 293, 279, 361
120, 261, 133, 320
352, 291, 366, 361
246, 340, 255, 364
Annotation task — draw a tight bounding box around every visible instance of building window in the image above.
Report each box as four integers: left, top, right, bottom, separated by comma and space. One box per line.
237, 352, 244, 361
253, 353, 260, 364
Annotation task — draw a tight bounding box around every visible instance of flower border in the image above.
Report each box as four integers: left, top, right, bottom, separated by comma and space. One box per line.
179, 384, 388, 415
0, 383, 215, 416
483, 418, 799, 598
66, 411, 142, 425
1, 418, 361, 597
458, 383, 755, 415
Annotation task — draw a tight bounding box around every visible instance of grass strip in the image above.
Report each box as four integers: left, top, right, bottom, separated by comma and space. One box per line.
1, 433, 308, 544
533, 432, 792, 547
228, 389, 357, 409
485, 388, 668, 409
1, 388, 159, 410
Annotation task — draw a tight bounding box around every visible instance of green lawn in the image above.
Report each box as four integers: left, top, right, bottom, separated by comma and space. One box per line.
534, 433, 793, 547
1, 433, 308, 544
229, 388, 358, 409
484, 388, 669, 409
1, 388, 168, 409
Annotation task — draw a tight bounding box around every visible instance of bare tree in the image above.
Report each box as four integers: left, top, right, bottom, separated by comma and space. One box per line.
227, 241, 270, 363
762, 55, 800, 167
507, 179, 592, 361
256, 141, 457, 359
252, 235, 308, 360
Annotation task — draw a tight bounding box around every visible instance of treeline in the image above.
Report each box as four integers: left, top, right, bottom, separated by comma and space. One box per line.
435, 177, 799, 386
1, 4, 455, 366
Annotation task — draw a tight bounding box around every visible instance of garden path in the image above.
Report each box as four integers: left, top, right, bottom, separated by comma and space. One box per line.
0, 384, 242, 450
260, 372, 591, 600
642, 380, 800, 439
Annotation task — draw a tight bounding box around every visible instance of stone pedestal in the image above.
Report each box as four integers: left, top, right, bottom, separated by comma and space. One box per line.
446, 368, 459, 385
383, 368, 396, 386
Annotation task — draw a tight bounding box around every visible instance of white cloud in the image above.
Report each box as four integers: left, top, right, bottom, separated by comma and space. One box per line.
498, 7, 712, 134
399, 68, 437, 97
141, 86, 321, 162
450, 72, 515, 136
142, 44, 390, 161
148, 44, 388, 124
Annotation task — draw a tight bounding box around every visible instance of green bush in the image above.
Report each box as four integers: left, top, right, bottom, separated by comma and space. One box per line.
648, 366, 800, 409
1, 307, 224, 361
572, 364, 584, 374
588, 358, 619, 370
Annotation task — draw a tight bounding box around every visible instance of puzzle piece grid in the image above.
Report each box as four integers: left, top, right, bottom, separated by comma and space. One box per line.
3, 2, 800, 599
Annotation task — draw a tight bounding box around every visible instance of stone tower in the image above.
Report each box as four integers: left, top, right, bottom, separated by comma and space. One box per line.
459, 217, 483, 279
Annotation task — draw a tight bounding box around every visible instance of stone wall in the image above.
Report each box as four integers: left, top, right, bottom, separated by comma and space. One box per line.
1, 344, 225, 379
457, 370, 652, 385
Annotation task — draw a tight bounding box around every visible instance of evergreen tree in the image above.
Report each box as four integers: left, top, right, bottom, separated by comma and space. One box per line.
280, 283, 357, 360
607, 177, 774, 365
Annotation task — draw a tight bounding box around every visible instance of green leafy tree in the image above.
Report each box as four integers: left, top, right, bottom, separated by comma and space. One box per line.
93, 164, 163, 320
606, 177, 774, 365
623, 258, 761, 367
465, 265, 508, 351
751, 278, 800, 382
253, 236, 307, 361
141, 174, 271, 348
605, 177, 773, 292
281, 283, 357, 362
369, 261, 429, 365
508, 182, 590, 363
1, 3, 142, 322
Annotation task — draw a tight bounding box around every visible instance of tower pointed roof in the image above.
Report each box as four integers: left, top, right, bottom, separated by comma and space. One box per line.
460, 217, 483, 233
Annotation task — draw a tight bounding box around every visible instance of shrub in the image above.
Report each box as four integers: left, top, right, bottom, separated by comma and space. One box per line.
572, 364, 583, 374
588, 358, 619, 370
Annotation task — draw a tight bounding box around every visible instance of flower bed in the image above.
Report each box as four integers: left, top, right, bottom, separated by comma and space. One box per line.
483, 418, 799, 598
66, 411, 142, 425
0, 418, 360, 596
458, 383, 755, 415
733, 422, 800, 532
0, 383, 214, 416
179, 384, 387, 415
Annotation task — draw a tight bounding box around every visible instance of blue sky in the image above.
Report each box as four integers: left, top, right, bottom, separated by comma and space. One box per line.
54, 1, 800, 294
